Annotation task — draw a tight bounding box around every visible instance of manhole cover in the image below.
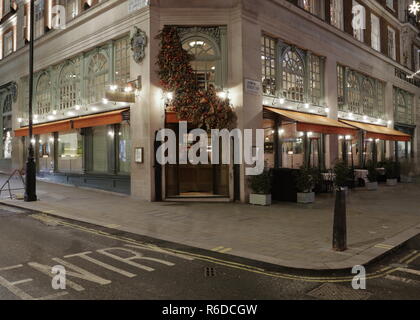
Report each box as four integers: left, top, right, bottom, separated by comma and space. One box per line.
204, 267, 216, 278
307, 283, 372, 300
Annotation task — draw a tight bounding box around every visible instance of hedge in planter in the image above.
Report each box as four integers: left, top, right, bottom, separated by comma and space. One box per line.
249, 170, 272, 206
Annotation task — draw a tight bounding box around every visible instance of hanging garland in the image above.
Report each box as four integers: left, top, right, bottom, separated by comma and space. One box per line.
156, 26, 236, 130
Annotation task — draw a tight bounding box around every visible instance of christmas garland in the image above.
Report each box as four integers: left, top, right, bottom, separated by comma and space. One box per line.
156, 26, 236, 130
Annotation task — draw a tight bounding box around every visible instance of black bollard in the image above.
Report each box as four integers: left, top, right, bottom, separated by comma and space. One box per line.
333, 188, 347, 251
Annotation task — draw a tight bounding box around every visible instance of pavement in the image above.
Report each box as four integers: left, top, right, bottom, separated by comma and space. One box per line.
0, 173, 419, 271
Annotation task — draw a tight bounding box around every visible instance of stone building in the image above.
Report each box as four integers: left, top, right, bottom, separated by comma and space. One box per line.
0, 0, 419, 202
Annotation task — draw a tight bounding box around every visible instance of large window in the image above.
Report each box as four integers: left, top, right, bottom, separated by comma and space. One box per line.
114, 37, 130, 85
330, 0, 343, 30
337, 65, 385, 118
34, 0, 45, 39
261, 35, 276, 96
36, 73, 51, 115
182, 37, 219, 90
352, 0, 365, 42
281, 49, 305, 102
371, 14, 381, 52
59, 62, 78, 110
58, 131, 83, 173
387, 27, 396, 60
92, 125, 109, 173
86, 52, 109, 104
394, 87, 414, 125
118, 123, 130, 174
298, 0, 325, 19
309, 55, 321, 105
3, 30, 13, 57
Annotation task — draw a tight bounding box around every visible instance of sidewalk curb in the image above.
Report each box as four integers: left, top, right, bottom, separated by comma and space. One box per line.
1, 200, 419, 272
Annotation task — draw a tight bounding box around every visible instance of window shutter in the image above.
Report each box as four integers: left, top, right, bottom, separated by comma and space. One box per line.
395, 28, 400, 63
324, 0, 331, 24
380, 17, 388, 55
364, 6, 371, 47
343, 0, 353, 36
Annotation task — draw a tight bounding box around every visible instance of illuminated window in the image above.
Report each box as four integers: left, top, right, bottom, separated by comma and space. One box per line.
36, 73, 52, 115
371, 14, 380, 52
281, 49, 305, 102
347, 71, 361, 114
330, 0, 343, 30
261, 35, 277, 96
114, 37, 130, 85
361, 79, 374, 117
3, 30, 13, 57
394, 88, 414, 125
86, 52, 109, 104
309, 55, 321, 105
182, 37, 219, 90
59, 62, 78, 110
388, 27, 396, 60
2, 94, 12, 159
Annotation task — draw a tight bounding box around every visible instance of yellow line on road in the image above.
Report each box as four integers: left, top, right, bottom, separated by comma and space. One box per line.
211, 246, 224, 252
28, 213, 417, 283
219, 248, 232, 253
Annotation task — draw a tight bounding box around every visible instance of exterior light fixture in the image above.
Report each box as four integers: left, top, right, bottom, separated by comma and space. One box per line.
217, 90, 229, 99
30, 138, 36, 144
124, 86, 133, 93
345, 135, 352, 140
91, 106, 99, 112
363, 115, 368, 121
102, 98, 109, 104
17, 117, 22, 123
387, 120, 393, 125
325, 108, 330, 113
49, 137, 54, 143
110, 85, 118, 91
279, 129, 285, 135
308, 132, 313, 137
67, 111, 75, 117
165, 92, 174, 101
34, 114, 39, 120
349, 113, 353, 119
52, 110, 57, 115
47, 115, 55, 121
279, 98, 285, 105
338, 135, 344, 140
304, 103, 310, 109
75, 105, 81, 110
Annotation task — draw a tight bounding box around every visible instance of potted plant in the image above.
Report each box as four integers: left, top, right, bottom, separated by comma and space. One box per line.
249, 170, 272, 206
295, 167, 315, 204
333, 161, 352, 195
400, 160, 415, 183
384, 160, 400, 186
366, 161, 378, 191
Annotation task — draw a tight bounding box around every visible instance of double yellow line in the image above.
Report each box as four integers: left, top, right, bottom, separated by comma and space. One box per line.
30, 213, 418, 283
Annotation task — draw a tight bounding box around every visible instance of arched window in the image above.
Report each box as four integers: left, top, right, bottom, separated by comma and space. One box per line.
361, 78, 374, 117
347, 71, 361, 114
396, 92, 408, 123
281, 49, 305, 102
36, 73, 51, 115
87, 52, 109, 104
59, 63, 78, 110
182, 37, 219, 90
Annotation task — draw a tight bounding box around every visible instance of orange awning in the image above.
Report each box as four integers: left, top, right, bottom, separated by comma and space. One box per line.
264, 107, 357, 135
14, 109, 129, 137
340, 120, 411, 142
14, 119, 72, 137
73, 109, 128, 129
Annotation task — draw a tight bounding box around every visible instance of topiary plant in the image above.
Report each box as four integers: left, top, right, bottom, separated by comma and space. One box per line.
333, 161, 352, 188
366, 161, 378, 183
295, 167, 314, 193
249, 170, 272, 195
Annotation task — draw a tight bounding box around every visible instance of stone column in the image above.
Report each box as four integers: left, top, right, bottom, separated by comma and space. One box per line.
130, 7, 164, 201
324, 56, 338, 168
384, 81, 394, 159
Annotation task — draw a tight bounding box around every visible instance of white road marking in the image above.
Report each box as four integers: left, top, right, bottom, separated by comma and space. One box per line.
64, 251, 136, 278
0, 274, 34, 300
397, 267, 420, 277
97, 247, 175, 272
385, 275, 415, 284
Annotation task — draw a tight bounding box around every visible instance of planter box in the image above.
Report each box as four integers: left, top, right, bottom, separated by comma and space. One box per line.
400, 175, 413, 183
297, 192, 315, 204
386, 178, 398, 186
249, 194, 272, 206
366, 182, 378, 191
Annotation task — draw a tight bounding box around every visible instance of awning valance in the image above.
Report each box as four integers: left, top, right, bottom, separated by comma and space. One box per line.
14, 108, 129, 137
339, 120, 411, 142
264, 107, 357, 135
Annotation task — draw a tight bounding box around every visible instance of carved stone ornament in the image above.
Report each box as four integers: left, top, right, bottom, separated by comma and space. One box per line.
130, 26, 148, 64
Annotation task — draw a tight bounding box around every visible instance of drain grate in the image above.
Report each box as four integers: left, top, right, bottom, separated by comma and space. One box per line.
204, 267, 216, 278
307, 283, 372, 300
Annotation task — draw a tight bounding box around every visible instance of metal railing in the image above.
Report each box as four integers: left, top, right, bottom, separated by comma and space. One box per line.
0, 169, 25, 199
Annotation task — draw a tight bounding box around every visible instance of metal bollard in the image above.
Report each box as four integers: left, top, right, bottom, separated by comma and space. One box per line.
333, 188, 347, 251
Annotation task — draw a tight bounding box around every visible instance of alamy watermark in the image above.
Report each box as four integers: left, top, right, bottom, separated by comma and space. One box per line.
156, 121, 265, 176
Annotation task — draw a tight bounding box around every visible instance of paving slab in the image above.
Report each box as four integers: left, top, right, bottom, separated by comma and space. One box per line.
0, 174, 419, 270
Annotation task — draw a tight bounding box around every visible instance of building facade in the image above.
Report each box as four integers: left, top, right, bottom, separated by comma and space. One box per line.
0, 0, 419, 202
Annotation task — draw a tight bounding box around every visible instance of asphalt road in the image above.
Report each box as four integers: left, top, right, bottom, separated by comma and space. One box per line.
0, 204, 419, 300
